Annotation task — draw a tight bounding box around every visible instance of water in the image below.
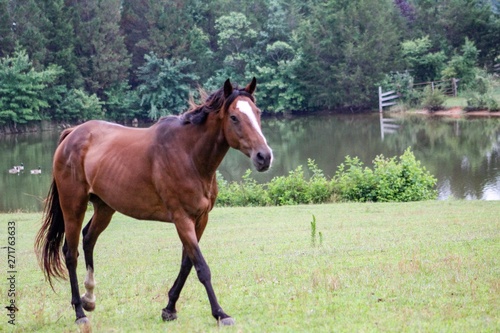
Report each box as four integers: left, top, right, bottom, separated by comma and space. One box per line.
1, 113, 499, 211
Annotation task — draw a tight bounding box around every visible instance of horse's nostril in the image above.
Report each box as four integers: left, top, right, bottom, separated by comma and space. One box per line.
257, 152, 264, 162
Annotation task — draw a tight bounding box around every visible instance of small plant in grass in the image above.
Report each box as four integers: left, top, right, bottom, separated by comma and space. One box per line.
310, 214, 322, 247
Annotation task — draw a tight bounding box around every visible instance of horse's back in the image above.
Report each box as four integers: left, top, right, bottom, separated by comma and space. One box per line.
53, 119, 187, 221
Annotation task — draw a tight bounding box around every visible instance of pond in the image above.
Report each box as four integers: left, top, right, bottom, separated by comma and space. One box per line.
1, 113, 500, 211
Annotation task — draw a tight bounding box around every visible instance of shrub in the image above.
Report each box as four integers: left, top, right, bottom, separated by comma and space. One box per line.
333, 156, 376, 202
333, 148, 437, 202
420, 85, 446, 111
464, 70, 500, 112
216, 151, 437, 206
307, 159, 333, 203
267, 165, 310, 205
375, 148, 437, 201
216, 170, 269, 207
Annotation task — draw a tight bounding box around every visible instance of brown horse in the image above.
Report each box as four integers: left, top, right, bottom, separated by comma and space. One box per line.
35, 78, 272, 327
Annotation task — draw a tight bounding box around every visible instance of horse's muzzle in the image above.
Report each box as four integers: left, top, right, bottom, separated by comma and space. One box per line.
252, 147, 273, 172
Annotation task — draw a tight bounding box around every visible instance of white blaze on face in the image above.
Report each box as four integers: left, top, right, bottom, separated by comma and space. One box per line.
236, 100, 266, 142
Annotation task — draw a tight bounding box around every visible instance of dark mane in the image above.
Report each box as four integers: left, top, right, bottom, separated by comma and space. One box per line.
181, 84, 255, 125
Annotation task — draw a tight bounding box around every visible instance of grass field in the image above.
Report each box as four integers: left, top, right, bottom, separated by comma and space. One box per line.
1, 201, 499, 332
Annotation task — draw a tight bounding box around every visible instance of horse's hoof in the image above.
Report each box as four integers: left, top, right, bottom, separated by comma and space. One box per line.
161, 308, 177, 321
81, 296, 96, 312
75, 316, 89, 325
219, 317, 235, 326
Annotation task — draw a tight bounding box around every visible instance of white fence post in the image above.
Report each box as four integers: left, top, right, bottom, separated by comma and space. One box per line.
378, 86, 399, 113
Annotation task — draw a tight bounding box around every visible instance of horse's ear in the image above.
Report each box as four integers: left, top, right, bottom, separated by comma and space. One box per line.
224, 79, 233, 98
245, 77, 257, 95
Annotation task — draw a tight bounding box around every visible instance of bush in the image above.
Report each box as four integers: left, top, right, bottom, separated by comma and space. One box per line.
420, 85, 446, 111
216, 170, 269, 207
267, 165, 310, 205
217, 160, 332, 206
375, 148, 437, 201
333, 156, 376, 202
333, 148, 437, 202
464, 70, 499, 112
216, 151, 437, 206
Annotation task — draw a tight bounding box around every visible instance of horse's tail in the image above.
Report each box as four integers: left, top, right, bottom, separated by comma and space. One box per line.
35, 180, 67, 288
34, 127, 74, 288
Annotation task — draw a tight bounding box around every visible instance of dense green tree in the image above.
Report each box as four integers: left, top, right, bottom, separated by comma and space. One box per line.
1, 0, 499, 125
121, 0, 150, 84
0, 49, 62, 125
441, 38, 479, 88
137, 53, 198, 119
296, 0, 403, 109
215, 11, 258, 78
37, 0, 79, 87
409, 0, 500, 65
68, 0, 130, 97
0, 0, 15, 57
8, 0, 48, 67
401, 35, 447, 82
55, 88, 104, 122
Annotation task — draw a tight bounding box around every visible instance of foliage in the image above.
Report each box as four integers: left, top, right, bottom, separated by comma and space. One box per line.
296, 0, 403, 109
333, 156, 376, 202
217, 152, 436, 206
464, 69, 499, 111
379, 70, 421, 107
401, 36, 447, 82
333, 148, 437, 202
1, 0, 500, 124
267, 165, 312, 205
441, 38, 479, 90
56, 88, 104, 123
137, 53, 198, 119
103, 83, 142, 122
216, 170, 270, 207
420, 85, 446, 111
0, 49, 62, 125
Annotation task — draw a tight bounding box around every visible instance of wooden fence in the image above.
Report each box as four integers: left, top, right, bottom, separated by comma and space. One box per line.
378, 87, 399, 112
378, 78, 458, 112
412, 78, 458, 97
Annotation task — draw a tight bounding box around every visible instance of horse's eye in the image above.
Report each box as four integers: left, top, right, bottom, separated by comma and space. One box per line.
230, 115, 238, 123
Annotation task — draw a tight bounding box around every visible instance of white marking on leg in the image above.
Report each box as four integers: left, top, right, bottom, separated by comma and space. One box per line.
82, 267, 96, 303
236, 100, 266, 142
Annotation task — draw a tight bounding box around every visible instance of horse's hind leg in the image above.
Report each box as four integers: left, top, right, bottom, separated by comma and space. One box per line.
162, 249, 193, 321
81, 197, 115, 312
59, 187, 90, 324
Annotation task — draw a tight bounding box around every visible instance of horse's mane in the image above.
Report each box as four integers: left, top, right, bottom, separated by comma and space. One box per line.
180, 84, 255, 125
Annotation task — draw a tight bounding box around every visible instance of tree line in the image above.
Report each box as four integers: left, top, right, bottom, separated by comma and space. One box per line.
0, 0, 499, 126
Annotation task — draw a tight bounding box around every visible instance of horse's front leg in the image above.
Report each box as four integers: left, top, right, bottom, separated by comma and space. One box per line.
164, 215, 234, 325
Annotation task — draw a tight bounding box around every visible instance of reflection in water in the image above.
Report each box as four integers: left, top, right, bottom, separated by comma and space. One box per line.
1, 114, 499, 211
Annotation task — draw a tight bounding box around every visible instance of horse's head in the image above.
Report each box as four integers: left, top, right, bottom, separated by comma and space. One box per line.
222, 78, 273, 172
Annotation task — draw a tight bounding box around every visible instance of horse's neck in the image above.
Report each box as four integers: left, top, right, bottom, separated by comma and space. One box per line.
153, 115, 229, 178
190, 120, 229, 178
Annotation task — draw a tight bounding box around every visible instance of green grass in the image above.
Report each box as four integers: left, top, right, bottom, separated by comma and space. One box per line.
2, 201, 499, 332
443, 96, 467, 108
